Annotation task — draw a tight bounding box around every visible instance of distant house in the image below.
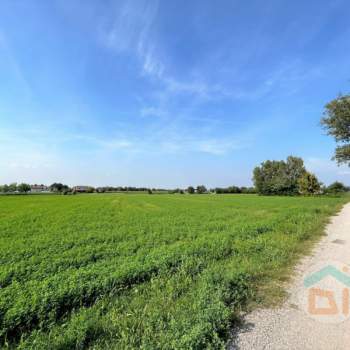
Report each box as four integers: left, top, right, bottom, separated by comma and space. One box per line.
30, 184, 49, 193
72, 186, 90, 193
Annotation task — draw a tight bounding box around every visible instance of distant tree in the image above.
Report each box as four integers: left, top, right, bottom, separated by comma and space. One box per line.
86, 187, 95, 193
17, 183, 31, 193
196, 185, 207, 194
321, 94, 350, 165
297, 172, 321, 195
2, 184, 10, 193
326, 181, 348, 194
50, 183, 70, 192
147, 189, 153, 194
227, 186, 241, 194
241, 187, 256, 194
187, 186, 195, 194
8, 183, 18, 192
253, 156, 307, 195
50, 183, 62, 192
213, 186, 256, 194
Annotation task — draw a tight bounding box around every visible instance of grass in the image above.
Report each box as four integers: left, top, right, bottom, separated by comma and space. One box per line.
0, 193, 348, 349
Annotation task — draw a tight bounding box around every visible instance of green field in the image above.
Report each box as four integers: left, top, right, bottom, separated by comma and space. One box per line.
0, 194, 348, 349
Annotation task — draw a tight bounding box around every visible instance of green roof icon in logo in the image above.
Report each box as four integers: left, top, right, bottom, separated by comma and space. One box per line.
304, 265, 350, 288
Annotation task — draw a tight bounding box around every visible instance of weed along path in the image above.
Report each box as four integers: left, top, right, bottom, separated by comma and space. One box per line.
231, 202, 350, 350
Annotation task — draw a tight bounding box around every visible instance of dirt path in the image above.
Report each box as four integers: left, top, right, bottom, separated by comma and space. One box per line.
230, 202, 350, 350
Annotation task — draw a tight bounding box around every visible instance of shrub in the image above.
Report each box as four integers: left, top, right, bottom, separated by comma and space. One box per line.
326, 181, 349, 194
298, 172, 321, 195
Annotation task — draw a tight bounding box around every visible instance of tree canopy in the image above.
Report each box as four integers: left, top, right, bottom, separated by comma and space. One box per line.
297, 172, 321, 195
253, 156, 308, 195
49, 183, 70, 192
17, 183, 31, 193
187, 186, 195, 194
196, 185, 207, 194
253, 156, 323, 195
321, 94, 350, 165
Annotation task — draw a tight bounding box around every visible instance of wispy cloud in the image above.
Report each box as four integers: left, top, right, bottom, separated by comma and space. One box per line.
99, 1, 223, 100
70, 134, 134, 151
138, 49, 321, 104
0, 29, 32, 98
140, 106, 166, 118
95, 134, 245, 156
139, 44, 164, 79
98, 0, 324, 105
192, 139, 244, 155
75, 126, 250, 156
101, 0, 158, 52
154, 137, 245, 156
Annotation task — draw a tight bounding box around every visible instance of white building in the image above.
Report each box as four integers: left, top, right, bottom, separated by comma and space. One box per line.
30, 184, 49, 193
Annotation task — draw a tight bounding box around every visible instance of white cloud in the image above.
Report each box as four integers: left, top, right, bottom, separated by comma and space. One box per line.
97, 1, 323, 105
98, 139, 133, 150
98, 1, 226, 101
155, 136, 247, 156
193, 139, 242, 155
0, 29, 32, 98
140, 106, 166, 118
81, 136, 132, 149
73, 132, 245, 156
140, 45, 164, 79
102, 0, 159, 52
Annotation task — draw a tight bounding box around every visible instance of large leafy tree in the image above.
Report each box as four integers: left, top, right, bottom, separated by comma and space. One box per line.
196, 185, 207, 194
321, 94, 350, 165
50, 183, 70, 192
253, 156, 306, 195
187, 186, 195, 194
17, 183, 31, 193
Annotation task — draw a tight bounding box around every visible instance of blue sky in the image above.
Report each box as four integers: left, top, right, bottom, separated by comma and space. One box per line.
1, 0, 350, 188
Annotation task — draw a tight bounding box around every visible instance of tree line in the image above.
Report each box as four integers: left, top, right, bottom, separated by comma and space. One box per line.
0, 183, 256, 195
0, 183, 31, 193
252, 156, 348, 195
212, 186, 256, 194
0, 179, 347, 196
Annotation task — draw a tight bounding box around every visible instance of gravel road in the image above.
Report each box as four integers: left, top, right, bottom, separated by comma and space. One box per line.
230, 202, 350, 350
